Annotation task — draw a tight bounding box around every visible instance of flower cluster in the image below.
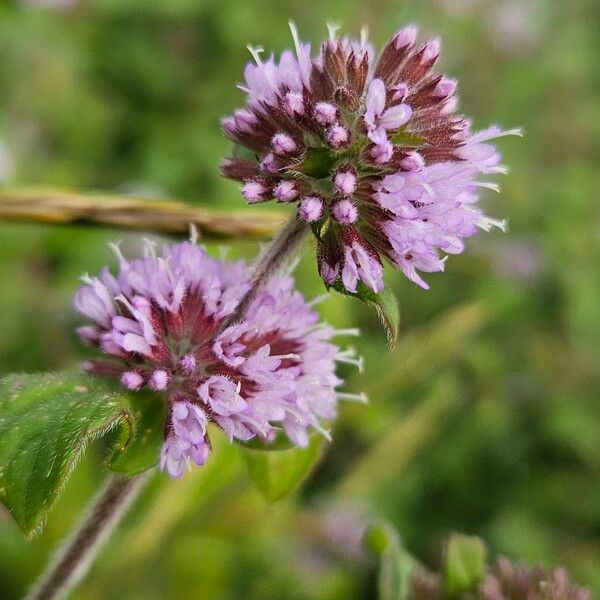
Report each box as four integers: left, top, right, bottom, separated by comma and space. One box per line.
221, 23, 521, 291
412, 557, 591, 600
74, 240, 362, 477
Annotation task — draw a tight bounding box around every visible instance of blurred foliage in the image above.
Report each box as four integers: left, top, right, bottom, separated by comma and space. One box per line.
0, 0, 598, 598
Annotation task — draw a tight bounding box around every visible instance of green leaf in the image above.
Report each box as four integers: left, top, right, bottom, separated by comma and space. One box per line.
389, 130, 427, 146
443, 533, 487, 597
330, 281, 400, 349
232, 143, 259, 162
294, 147, 337, 179
239, 433, 324, 501
108, 390, 167, 475
0, 372, 164, 537
366, 523, 418, 600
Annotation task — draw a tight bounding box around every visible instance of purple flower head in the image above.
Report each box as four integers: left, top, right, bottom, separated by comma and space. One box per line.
74, 240, 361, 477
220, 23, 521, 292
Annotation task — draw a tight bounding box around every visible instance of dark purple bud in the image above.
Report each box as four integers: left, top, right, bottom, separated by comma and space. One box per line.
260, 152, 280, 174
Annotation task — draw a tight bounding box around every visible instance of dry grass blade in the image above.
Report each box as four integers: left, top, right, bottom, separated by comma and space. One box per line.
0, 188, 284, 240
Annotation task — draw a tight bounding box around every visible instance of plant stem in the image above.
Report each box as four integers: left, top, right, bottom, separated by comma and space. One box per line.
26, 472, 151, 600
222, 214, 310, 328
0, 188, 283, 240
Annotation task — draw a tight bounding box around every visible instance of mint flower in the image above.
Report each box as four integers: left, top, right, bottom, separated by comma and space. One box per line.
412, 557, 591, 600
74, 239, 363, 477
220, 23, 521, 291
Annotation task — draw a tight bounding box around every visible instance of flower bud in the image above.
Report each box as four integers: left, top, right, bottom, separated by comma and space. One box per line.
313, 101, 338, 125
273, 180, 299, 202
121, 371, 144, 391
399, 151, 425, 171
283, 91, 305, 116
332, 199, 358, 224
180, 355, 197, 375
394, 25, 418, 49
260, 152, 280, 174
326, 125, 350, 149
433, 77, 457, 98
242, 179, 269, 203
298, 195, 324, 222
370, 141, 394, 164
233, 108, 258, 133
271, 133, 298, 156
149, 369, 170, 391
333, 167, 358, 196
422, 39, 441, 63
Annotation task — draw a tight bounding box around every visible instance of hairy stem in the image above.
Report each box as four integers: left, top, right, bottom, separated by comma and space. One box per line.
0, 188, 283, 240
223, 214, 310, 328
26, 472, 151, 600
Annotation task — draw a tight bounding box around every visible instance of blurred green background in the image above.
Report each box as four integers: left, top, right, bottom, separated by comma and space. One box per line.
0, 0, 598, 598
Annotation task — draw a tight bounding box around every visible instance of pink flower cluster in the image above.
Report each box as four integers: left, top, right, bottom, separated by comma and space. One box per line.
74, 240, 362, 477
221, 24, 521, 291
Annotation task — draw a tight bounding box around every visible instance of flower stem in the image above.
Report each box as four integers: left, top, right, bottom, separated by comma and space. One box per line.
26, 472, 151, 600
223, 214, 310, 327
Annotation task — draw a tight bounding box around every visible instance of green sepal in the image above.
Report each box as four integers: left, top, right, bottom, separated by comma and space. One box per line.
329, 280, 400, 349
365, 523, 419, 600
443, 533, 487, 597
238, 432, 325, 501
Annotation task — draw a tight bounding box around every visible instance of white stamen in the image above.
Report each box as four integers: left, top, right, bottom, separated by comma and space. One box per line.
485, 165, 509, 175
247, 45, 264, 65
500, 127, 524, 138
477, 216, 508, 233
142, 238, 157, 258
335, 351, 364, 373
288, 21, 303, 59
420, 183, 436, 197
273, 353, 301, 361
313, 421, 332, 441
115, 294, 133, 311
308, 294, 329, 307
360, 26, 369, 47
189, 223, 199, 245
337, 391, 369, 403
332, 328, 360, 337
157, 257, 175, 281
327, 22, 340, 41
108, 241, 127, 264
471, 181, 501, 193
